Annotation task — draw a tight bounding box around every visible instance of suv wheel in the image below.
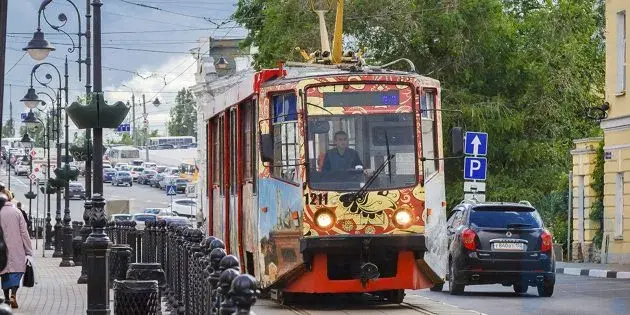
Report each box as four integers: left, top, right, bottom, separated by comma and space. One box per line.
513, 283, 528, 294
537, 280, 554, 297
449, 260, 464, 295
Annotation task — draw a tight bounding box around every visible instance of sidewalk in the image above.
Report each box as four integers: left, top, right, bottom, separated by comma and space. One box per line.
556, 261, 630, 279
11, 240, 86, 315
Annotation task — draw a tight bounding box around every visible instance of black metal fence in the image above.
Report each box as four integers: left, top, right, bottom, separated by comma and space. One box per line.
108, 220, 259, 315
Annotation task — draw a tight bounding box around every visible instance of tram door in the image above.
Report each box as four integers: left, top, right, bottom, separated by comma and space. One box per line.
210, 115, 226, 241
228, 108, 239, 257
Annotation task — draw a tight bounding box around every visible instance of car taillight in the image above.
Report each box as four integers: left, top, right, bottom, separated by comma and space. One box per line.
540, 229, 552, 253
462, 228, 477, 250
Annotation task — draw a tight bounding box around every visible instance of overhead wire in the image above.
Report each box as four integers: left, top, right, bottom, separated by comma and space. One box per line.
115, 0, 224, 26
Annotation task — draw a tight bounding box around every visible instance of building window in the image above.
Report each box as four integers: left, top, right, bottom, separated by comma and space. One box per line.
421, 90, 438, 176
618, 10, 626, 94
271, 93, 299, 183
616, 172, 625, 238
577, 175, 585, 242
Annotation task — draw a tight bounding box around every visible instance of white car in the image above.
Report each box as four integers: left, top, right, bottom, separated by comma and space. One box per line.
14, 161, 30, 176
130, 167, 144, 181
142, 162, 157, 169
167, 198, 199, 219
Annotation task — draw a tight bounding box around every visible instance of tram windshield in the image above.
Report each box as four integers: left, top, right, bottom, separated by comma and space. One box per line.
306, 113, 417, 191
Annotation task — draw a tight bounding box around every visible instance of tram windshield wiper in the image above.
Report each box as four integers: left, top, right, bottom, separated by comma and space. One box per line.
350, 153, 395, 201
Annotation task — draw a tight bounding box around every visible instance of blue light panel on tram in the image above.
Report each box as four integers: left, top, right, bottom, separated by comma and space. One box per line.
323, 90, 400, 107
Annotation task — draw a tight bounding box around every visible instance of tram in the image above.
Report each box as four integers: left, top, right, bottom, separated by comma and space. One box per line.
201, 0, 460, 303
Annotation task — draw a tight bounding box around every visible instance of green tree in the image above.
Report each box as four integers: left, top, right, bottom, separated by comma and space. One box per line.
2, 119, 15, 138
167, 88, 197, 138
234, 0, 605, 247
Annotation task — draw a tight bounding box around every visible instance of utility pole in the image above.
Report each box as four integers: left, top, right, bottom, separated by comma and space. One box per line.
131, 93, 135, 146
142, 94, 148, 161
0, 0, 7, 149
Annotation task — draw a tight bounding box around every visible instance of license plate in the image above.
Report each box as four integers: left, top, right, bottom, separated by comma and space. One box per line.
492, 242, 525, 251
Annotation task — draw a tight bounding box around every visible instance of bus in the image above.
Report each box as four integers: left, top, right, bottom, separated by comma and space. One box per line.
106, 146, 141, 166
199, 2, 463, 304
148, 136, 195, 149
178, 160, 199, 183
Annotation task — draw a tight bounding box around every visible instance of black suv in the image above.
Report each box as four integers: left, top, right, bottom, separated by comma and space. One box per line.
445, 200, 555, 297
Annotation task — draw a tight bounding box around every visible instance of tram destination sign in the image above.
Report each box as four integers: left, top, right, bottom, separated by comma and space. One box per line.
323, 90, 400, 107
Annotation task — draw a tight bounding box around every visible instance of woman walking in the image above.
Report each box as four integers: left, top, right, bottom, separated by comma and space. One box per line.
0, 193, 33, 308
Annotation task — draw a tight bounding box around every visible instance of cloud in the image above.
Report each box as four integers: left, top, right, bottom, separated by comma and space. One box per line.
103, 54, 198, 131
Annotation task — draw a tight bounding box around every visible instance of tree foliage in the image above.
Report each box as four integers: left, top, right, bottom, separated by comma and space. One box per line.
2, 119, 14, 138
234, 0, 605, 244
167, 88, 197, 138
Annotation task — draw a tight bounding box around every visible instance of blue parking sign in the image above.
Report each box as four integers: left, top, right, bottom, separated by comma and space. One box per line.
464, 157, 487, 181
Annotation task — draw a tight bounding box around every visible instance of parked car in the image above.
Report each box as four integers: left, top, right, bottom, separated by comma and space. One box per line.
443, 200, 555, 297
150, 173, 166, 188
174, 178, 189, 193
155, 165, 168, 173
110, 214, 132, 222
14, 160, 30, 176
159, 175, 179, 190
168, 198, 198, 220
130, 167, 144, 182
138, 170, 158, 185
66, 182, 86, 200
112, 171, 133, 187
103, 168, 117, 183
142, 162, 157, 170
143, 207, 175, 218
132, 213, 157, 230
159, 215, 193, 227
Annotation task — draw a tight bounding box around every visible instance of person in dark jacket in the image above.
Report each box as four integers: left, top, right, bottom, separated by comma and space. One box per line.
15, 202, 30, 237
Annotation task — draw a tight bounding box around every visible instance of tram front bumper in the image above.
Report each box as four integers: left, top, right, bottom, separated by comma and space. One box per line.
284, 234, 433, 293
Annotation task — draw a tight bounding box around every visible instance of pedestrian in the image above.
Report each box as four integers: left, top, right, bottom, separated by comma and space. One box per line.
15, 202, 31, 237
0, 194, 33, 309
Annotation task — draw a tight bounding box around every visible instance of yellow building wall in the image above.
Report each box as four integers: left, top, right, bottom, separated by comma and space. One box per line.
601, 0, 630, 264
606, 0, 630, 118
571, 138, 602, 263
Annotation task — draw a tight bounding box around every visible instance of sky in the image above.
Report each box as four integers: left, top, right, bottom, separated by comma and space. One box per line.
3, 0, 246, 142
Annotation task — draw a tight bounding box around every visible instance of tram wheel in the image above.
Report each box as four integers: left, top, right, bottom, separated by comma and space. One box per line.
385, 289, 405, 304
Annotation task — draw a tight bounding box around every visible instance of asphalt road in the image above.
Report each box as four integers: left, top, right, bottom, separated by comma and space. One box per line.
412, 273, 630, 315
0, 168, 175, 222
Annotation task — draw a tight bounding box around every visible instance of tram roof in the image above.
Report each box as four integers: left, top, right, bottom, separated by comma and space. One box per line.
260, 65, 440, 88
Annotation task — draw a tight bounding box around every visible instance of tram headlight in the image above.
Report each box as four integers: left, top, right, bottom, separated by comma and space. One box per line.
393, 208, 413, 228
314, 209, 336, 230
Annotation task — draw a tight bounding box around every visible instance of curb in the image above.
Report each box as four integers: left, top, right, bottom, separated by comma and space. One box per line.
556, 267, 630, 279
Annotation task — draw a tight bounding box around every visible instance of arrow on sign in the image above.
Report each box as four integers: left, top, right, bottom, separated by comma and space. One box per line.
471, 136, 482, 155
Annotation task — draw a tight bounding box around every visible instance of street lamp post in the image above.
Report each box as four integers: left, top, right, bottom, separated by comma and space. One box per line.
21, 92, 56, 251
25, 57, 76, 266
22, 0, 92, 274
26, 62, 63, 255
20, 133, 35, 237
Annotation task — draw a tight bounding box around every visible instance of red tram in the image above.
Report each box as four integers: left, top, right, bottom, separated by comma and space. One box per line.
199, 0, 455, 303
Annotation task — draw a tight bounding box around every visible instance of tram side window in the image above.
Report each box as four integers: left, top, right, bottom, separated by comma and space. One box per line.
271, 93, 299, 183
212, 118, 224, 195
421, 90, 438, 176
242, 104, 254, 180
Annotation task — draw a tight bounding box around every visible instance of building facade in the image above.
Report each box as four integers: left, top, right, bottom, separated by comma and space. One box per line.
597, 0, 630, 263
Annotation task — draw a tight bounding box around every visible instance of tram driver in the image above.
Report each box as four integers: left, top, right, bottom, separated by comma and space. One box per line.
322, 131, 364, 171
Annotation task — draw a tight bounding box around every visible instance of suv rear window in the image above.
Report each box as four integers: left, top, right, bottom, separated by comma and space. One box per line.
469, 206, 542, 228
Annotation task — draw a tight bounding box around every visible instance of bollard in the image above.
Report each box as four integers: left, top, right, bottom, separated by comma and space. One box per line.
128, 221, 138, 263
231, 274, 259, 315
207, 247, 227, 315
177, 228, 192, 314
85, 194, 112, 315
217, 269, 240, 315
197, 236, 215, 315
109, 245, 133, 288
72, 236, 83, 267
126, 263, 167, 297
156, 220, 167, 267
185, 230, 203, 315
212, 253, 239, 315
113, 280, 161, 315
0, 303, 13, 314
